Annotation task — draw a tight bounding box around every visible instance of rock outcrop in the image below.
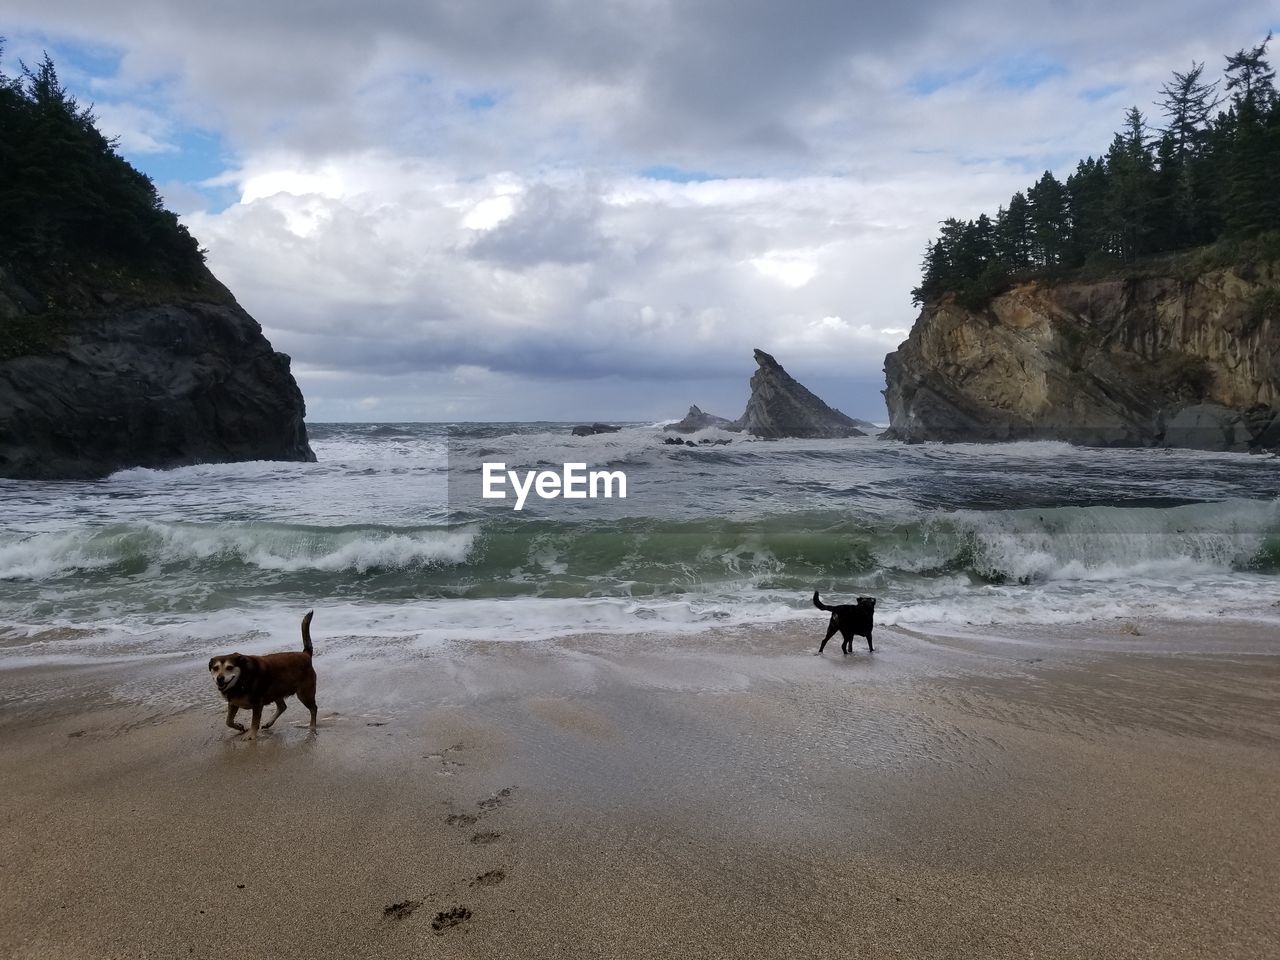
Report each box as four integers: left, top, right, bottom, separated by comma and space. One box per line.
733, 349, 868, 439
883, 261, 1280, 451
571, 423, 622, 436
0, 267, 314, 480
666, 405, 734, 433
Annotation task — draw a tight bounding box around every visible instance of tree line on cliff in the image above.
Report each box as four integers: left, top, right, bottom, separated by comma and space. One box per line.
0, 44, 204, 286
912, 34, 1280, 308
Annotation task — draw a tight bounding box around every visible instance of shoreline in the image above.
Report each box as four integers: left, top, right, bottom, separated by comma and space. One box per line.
2, 619, 1278, 958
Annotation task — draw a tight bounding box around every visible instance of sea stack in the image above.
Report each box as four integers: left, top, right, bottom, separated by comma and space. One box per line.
734, 349, 868, 439
666, 405, 734, 433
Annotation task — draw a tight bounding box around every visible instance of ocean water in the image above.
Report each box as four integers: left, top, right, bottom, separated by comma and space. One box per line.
2, 421, 1279, 663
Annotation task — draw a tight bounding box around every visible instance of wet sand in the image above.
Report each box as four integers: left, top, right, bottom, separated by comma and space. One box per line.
1, 619, 1278, 959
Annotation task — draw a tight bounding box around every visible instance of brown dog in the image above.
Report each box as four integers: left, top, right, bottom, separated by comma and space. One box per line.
208, 611, 318, 740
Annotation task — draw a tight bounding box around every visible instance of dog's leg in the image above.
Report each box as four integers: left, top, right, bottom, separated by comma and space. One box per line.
299, 682, 318, 729
866, 630, 874, 653
249, 705, 263, 741
261, 698, 287, 730
817, 619, 839, 654
841, 628, 854, 655
225, 703, 246, 734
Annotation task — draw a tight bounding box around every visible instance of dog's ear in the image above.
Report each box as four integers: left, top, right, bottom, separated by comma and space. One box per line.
208, 657, 218, 671
231, 653, 248, 668
858, 597, 877, 608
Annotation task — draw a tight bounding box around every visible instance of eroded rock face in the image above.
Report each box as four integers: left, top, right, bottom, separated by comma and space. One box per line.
666, 405, 734, 433
0, 268, 315, 479
734, 349, 867, 439
883, 262, 1280, 450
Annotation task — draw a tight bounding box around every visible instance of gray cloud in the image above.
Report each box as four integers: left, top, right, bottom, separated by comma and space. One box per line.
467, 182, 608, 266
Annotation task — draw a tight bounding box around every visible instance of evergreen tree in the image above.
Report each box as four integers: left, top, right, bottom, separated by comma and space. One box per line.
1027, 171, 1070, 266
911, 238, 949, 305
1221, 97, 1276, 235
1149, 132, 1183, 251
1104, 108, 1157, 262
911, 34, 1280, 305
1155, 62, 1220, 246
1158, 62, 1220, 158
1065, 157, 1110, 265
1224, 32, 1276, 108
1221, 33, 1277, 234
995, 192, 1033, 271
0, 50, 204, 280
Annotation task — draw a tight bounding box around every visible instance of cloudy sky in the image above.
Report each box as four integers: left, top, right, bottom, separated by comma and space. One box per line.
4, 2, 1278, 422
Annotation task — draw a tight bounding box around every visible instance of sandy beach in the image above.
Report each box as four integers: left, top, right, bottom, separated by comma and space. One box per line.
1, 619, 1278, 959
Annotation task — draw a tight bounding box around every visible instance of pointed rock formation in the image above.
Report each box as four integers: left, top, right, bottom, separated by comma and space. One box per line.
733, 349, 868, 439
666, 405, 734, 433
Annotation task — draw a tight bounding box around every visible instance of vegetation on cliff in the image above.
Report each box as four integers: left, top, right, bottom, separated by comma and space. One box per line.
0, 46, 205, 283
912, 34, 1280, 308
0, 46, 216, 359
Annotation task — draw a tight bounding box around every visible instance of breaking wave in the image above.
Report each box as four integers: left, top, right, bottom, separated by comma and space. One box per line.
2, 498, 1275, 594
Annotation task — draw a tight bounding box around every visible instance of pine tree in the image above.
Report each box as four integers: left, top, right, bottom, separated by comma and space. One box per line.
1224, 32, 1276, 109
1221, 33, 1277, 234
995, 192, 1033, 271
1104, 108, 1157, 262
1222, 98, 1274, 235
1150, 132, 1182, 250
0, 51, 204, 277
1155, 62, 1220, 246
1065, 157, 1110, 265
912, 35, 1280, 304
1158, 62, 1220, 158
1027, 171, 1070, 266
911, 239, 948, 305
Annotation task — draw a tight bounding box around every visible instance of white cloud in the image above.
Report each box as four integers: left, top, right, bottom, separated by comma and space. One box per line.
90, 100, 177, 154
750, 254, 819, 289
462, 194, 517, 230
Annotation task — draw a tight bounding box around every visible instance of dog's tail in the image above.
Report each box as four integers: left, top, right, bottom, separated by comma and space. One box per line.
301, 610, 314, 656
812, 590, 831, 612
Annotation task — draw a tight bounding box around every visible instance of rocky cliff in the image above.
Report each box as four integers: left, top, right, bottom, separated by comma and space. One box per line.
883, 261, 1280, 450
735, 349, 868, 439
0, 267, 314, 479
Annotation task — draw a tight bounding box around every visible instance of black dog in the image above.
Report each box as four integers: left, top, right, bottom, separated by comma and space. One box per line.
813, 591, 876, 655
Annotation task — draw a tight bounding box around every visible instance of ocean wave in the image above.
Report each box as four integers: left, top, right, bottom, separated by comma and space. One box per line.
0, 522, 475, 580
874, 499, 1280, 583
4, 499, 1277, 587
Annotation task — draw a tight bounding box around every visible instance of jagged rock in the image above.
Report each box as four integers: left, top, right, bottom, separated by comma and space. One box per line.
1251, 411, 1280, 450
883, 262, 1280, 451
733, 349, 867, 439
571, 422, 622, 436
0, 267, 314, 480
1160, 403, 1250, 451
666, 405, 734, 433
